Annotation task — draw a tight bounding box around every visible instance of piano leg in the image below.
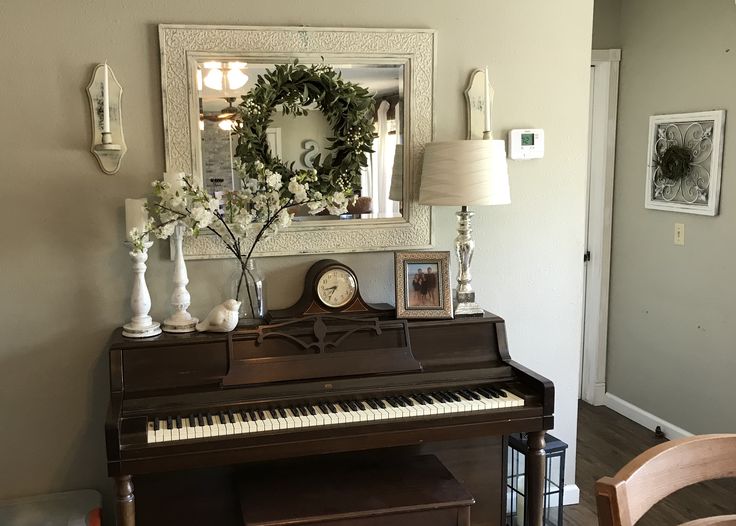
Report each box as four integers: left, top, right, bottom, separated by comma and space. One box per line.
115, 475, 135, 526
525, 431, 546, 526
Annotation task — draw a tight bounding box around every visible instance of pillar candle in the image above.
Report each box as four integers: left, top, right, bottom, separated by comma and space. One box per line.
483, 66, 491, 133
125, 198, 149, 243
102, 62, 111, 134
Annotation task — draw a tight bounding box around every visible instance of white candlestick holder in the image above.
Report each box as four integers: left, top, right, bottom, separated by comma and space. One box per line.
162, 224, 198, 333
86, 63, 127, 175
122, 241, 162, 338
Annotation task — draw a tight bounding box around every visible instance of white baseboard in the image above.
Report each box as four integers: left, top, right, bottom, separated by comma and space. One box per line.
563, 484, 580, 506
603, 393, 693, 440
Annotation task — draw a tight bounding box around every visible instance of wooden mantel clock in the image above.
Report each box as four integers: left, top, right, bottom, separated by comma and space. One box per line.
266, 259, 395, 322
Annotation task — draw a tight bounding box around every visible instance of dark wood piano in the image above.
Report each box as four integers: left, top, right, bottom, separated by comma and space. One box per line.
105, 313, 554, 526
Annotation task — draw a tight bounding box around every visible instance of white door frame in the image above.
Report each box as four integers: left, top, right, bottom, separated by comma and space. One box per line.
581, 49, 620, 406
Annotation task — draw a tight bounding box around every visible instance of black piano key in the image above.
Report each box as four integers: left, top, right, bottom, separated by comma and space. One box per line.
446, 392, 461, 402
400, 396, 414, 406
240, 409, 249, 421
250, 410, 259, 421
386, 398, 398, 408
257, 410, 265, 420
339, 402, 351, 412
374, 398, 386, 409
457, 391, 472, 401
411, 395, 426, 405
475, 387, 495, 398
206, 413, 214, 426
318, 403, 328, 414
153, 417, 160, 431
167, 416, 173, 429
463, 389, 481, 400
228, 409, 237, 422
327, 403, 338, 413
366, 399, 377, 409
348, 401, 359, 411
496, 388, 508, 398
197, 413, 205, 426
278, 408, 288, 419
486, 387, 502, 398
420, 394, 434, 404
430, 392, 447, 403
220, 411, 229, 424
188, 414, 196, 427
307, 405, 316, 415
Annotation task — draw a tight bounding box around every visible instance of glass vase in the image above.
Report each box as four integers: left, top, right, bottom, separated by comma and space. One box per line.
228, 258, 265, 323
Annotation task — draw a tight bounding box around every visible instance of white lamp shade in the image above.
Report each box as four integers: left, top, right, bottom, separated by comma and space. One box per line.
419, 140, 510, 206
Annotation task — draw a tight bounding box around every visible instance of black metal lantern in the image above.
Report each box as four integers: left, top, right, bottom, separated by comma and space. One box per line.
506, 432, 568, 526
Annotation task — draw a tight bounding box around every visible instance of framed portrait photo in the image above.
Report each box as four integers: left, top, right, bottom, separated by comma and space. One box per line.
394, 251, 453, 319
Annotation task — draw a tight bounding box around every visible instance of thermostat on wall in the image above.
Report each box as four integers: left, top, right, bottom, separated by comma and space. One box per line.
508, 129, 544, 160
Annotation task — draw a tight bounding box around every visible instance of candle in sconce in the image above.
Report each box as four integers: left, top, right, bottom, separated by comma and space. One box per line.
125, 198, 149, 243
483, 66, 491, 133
102, 62, 111, 134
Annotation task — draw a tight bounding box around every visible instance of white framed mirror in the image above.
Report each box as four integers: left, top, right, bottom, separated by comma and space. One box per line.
159, 25, 435, 259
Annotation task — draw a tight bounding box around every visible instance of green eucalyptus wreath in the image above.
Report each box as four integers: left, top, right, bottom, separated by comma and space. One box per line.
233, 61, 375, 197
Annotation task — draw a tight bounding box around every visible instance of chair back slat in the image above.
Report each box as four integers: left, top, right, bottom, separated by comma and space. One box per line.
596, 434, 736, 526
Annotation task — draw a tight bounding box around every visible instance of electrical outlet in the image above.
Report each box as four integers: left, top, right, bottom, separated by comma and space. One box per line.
674, 223, 685, 246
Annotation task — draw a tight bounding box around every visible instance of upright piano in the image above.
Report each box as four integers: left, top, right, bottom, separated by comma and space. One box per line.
105, 313, 554, 526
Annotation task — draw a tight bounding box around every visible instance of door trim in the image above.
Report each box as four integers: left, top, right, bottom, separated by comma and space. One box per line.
581, 49, 620, 405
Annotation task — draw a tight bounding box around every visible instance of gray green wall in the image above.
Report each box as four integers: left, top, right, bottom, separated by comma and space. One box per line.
605, 0, 736, 432
0, 0, 593, 509
592, 0, 621, 49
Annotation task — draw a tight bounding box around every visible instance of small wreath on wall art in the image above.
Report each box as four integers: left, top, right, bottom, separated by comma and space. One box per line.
645, 110, 726, 216
232, 60, 376, 198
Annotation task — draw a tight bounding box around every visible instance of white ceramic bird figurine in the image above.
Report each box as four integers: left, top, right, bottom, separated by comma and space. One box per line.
196, 299, 241, 332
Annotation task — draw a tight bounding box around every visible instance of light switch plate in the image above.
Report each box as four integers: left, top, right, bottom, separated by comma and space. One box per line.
674, 223, 685, 246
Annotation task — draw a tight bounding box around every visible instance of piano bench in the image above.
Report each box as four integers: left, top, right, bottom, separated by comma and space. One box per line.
238, 453, 474, 526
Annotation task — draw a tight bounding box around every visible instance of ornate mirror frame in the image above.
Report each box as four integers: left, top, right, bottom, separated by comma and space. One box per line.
159, 24, 435, 259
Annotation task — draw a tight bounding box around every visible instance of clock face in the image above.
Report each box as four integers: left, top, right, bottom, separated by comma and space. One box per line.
316, 267, 358, 308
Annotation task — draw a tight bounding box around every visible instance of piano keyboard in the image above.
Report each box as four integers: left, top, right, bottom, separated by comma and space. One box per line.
146, 387, 524, 444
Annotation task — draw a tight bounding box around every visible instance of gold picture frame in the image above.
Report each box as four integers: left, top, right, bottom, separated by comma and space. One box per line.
394, 251, 453, 319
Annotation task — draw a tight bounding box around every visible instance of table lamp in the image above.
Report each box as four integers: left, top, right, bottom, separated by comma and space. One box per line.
419, 139, 510, 316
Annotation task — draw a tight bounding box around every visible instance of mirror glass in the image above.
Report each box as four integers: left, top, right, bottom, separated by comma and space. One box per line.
195, 60, 405, 220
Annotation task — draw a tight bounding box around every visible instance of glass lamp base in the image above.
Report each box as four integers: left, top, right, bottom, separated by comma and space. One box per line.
454, 290, 485, 317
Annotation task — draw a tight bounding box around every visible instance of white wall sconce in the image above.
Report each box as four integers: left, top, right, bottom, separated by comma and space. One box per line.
86, 62, 127, 174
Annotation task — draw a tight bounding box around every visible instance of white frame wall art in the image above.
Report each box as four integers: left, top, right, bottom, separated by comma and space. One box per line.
644, 110, 726, 216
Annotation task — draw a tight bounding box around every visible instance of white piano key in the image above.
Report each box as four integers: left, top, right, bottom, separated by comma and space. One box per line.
262, 411, 276, 431
183, 419, 195, 440
294, 408, 311, 427
194, 418, 204, 438
162, 421, 173, 442
232, 413, 244, 434
147, 422, 155, 443
254, 414, 267, 433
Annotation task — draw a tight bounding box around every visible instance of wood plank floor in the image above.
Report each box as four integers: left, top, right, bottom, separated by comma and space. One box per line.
565, 401, 736, 525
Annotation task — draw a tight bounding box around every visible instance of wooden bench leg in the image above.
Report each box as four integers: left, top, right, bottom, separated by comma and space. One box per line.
115, 475, 135, 526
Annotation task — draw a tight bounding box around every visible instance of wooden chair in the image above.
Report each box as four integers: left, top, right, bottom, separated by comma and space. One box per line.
596, 434, 736, 526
